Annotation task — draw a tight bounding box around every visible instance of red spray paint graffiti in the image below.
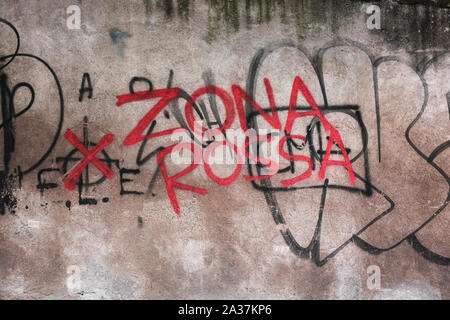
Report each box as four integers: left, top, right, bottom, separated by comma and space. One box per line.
115, 76, 355, 215
63, 129, 115, 191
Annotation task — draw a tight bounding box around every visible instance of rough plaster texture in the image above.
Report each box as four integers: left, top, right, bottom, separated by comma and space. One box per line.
0, 0, 449, 299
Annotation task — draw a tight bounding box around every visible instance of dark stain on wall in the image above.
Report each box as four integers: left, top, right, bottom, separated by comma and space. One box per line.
397, 0, 450, 8
141, 0, 449, 49
144, 0, 190, 19
144, 0, 449, 48
382, 1, 450, 52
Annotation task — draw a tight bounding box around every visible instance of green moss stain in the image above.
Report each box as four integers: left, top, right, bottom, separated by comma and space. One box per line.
142, 0, 328, 29
205, 2, 221, 44
177, 0, 191, 20
201, 0, 331, 41
143, 0, 152, 14
398, 0, 450, 8
144, 0, 191, 19
141, 0, 450, 49
160, 0, 174, 18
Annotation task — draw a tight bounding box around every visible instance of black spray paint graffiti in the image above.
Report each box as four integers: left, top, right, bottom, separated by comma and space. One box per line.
1, 18, 448, 267
0, 18, 64, 214
102, 41, 449, 267
55, 116, 120, 206
244, 40, 449, 266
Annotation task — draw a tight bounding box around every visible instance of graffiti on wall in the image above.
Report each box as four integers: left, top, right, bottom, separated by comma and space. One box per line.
0, 18, 448, 268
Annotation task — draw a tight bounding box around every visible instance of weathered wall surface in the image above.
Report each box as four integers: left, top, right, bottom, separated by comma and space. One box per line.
0, 0, 448, 299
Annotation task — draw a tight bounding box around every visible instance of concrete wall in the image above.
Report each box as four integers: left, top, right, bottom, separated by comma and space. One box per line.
0, 0, 448, 299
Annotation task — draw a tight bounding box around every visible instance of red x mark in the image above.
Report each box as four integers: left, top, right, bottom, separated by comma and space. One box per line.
63, 129, 115, 191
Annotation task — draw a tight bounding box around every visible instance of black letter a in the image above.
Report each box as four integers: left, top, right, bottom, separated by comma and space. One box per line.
79, 73, 93, 102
